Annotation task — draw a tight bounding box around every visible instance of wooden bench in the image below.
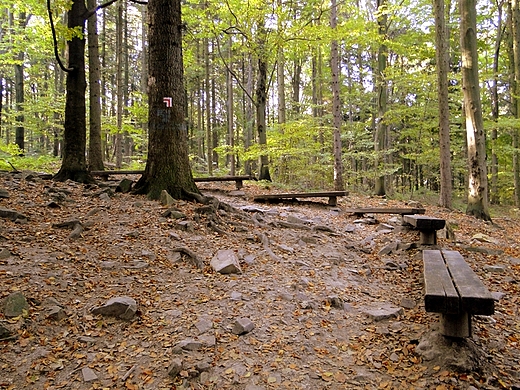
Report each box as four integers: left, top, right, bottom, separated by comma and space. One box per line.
344, 207, 426, 216
403, 214, 445, 245
423, 249, 494, 337
253, 191, 347, 207
90, 170, 253, 189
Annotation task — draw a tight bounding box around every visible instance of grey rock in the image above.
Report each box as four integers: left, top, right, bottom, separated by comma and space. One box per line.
0, 188, 9, 198
195, 318, 213, 334
98, 192, 111, 201
0, 248, 11, 259
232, 317, 255, 335
0, 323, 12, 339
230, 291, 243, 301
2, 291, 29, 317
243, 254, 256, 264
90, 296, 137, 320
378, 242, 398, 256
210, 249, 242, 274
491, 291, 506, 301
174, 338, 204, 352
82, 367, 98, 382
195, 361, 211, 373
176, 221, 194, 232
229, 190, 246, 197
0, 208, 27, 221
46, 305, 67, 321
400, 297, 416, 309
199, 334, 216, 347
361, 303, 404, 321
168, 358, 183, 377
484, 265, 507, 273
115, 178, 133, 193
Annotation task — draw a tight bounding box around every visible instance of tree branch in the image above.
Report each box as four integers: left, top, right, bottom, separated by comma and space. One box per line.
47, 0, 74, 73
84, 0, 120, 20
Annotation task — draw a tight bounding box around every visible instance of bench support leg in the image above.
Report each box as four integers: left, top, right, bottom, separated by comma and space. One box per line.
327, 197, 337, 207
440, 312, 471, 338
419, 231, 437, 245
235, 180, 243, 189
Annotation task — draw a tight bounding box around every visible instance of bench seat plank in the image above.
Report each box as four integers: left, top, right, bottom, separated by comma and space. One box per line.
442, 250, 495, 315
403, 215, 446, 230
254, 191, 347, 206
344, 207, 426, 215
423, 250, 460, 314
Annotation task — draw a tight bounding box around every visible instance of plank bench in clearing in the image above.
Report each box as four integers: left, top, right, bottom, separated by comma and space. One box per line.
90, 170, 253, 189
403, 214, 445, 245
423, 249, 494, 338
344, 207, 426, 216
253, 191, 348, 206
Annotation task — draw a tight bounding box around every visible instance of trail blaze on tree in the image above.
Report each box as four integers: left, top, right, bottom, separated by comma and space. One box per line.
133, 0, 199, 200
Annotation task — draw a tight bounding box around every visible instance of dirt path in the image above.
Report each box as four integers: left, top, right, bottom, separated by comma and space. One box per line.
0, 173, 518, 389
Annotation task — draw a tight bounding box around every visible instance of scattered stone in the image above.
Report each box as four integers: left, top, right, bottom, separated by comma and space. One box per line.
378, 242, 398, 256
115, 178, 133, 193
471, 233, 498, 244
345, 224, 357, 233
0, 208, 27, 221
82, 367, 98, 382
0, 248, 11, 259
163, 209, 186, 219
90, 296, 137, 320
484, 265, 506, 273
491, 291, 506, 301
383, 260, 400, 271
210, 249, 242, 274
361, 303, 404, 321
174, 338, 204, 352
2, 291, 29, 317
195, 318, 213, 334
400, 297, 416, 309
79, 336, 96, 343
243, 254, 256, 264
195, 361, 211, 373
168, 358, 183, 377
229, 190, 246, 197
230, 291, 243, 301
46, 306, 67, 321
199, 334, 216, 347
377, 223, 394, 232
176, 220, 194, 232
0, 323, 12, 339
98, 192, 111, 201
232, 317, 255, 335
324, 296, 344, 309
0, 188, 9, 198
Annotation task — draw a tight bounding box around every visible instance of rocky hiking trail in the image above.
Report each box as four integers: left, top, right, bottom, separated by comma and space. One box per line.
0, 172, 519, 390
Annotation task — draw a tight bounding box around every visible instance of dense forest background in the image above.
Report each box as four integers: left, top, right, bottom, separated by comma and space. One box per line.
0, 0, 518, 205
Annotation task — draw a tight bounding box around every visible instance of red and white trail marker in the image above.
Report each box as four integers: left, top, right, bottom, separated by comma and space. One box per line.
163, 97, 173, 107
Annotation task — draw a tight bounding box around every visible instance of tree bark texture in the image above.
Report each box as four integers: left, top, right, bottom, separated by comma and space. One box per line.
434, 0, 453, 208
133, 0, 199, 200
460, 0, 491, 220
54, 0, 91, 183
87, 0, 104, 171
330, 0, 344, 191
511, 0, 520, 206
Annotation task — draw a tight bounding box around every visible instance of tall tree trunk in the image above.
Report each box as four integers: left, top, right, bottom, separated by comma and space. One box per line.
490, 1, 504, 204
374, 0, 388, 196
115, 0, 124, 169
87, 0, 104, 171
244, 53, 254, 176
460, 0, 491, 220
330, 0, 344, 191
15, 12, 26, 153
434, 0, 453, 208
256, 55, 270, 181
205, 36, 213, 174
54, 0, 91, 182
133, 0, 198, 200
226, 37, 235, 175
512, 0, 520, 206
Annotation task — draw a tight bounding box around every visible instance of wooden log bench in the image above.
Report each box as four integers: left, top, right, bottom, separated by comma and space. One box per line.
423, 249, 494, 338
403, 214, 446, 245
253, 191, 347, 207
344, 207, 426, 216
90, 170, 253, 189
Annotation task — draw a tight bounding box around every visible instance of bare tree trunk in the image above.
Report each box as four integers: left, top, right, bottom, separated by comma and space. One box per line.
87, 0, 104, 171
133, 0, 198, 200
460, 0, 491, 220
489, 1, 504, 204
512, 0, 520, 206
434, 0, 453, 208
15, 12, 26, 153
115, 0, 124, 169
330, 0, 344, 191
205, 36, 213, 174
374, 0, 388, 196
227, 36, 235, 175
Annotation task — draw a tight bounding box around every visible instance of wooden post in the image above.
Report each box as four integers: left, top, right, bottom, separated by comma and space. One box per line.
440, 312, 471, 338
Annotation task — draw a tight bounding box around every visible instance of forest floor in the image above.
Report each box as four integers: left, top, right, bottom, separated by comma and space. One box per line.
0, 171, 519, 390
